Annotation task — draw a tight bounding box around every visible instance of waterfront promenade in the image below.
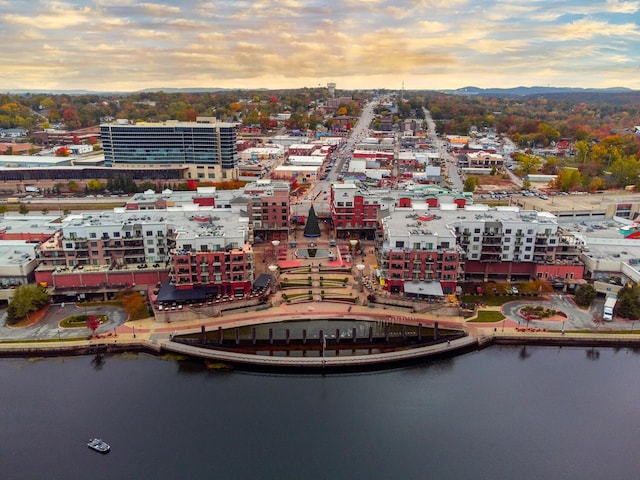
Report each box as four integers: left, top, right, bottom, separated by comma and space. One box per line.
1, 296, 640, 367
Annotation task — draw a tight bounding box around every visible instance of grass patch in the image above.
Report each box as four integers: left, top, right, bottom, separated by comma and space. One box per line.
470, 310, 506, 323
0, 337, 84, 344
60, 314, 107, 328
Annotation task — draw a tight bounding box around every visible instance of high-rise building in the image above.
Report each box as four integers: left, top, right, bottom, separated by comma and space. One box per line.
100, 119, 239, 180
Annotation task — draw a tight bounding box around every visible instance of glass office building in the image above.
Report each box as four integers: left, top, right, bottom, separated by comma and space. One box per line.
100, 121, 239, 170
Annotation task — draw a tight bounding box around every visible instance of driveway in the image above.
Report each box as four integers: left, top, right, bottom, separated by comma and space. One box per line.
501, 294, 633, 331
0, 303, 129, 341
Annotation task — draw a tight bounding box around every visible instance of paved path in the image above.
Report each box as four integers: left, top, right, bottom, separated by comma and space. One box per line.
501, 294, 635, 331
0, 303, 128, 341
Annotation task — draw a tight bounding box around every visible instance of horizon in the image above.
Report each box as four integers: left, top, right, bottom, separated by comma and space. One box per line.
1, 1, 639, 91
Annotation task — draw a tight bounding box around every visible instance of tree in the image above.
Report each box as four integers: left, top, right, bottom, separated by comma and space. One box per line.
574, 284, 596, 307
41, 208, 49, 215
514, 153, 541, 176
18, 204, 29, 215
614, 284, 640, 320
55, 146, 70, 157
522, 179, 531, 191
610, 156, 640, 187
6, 284, 50, 325
463, 176, 478, 192
86, 315, 100, 336
86, 179, 104, 192
552, 168, 583, 192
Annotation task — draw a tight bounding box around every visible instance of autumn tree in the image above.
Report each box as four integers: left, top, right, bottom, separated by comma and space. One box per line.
513, 153, 541, 176
552, 168, 583, 192
115, 289, 150, 321
6, 284, 50, 325
86, 315, 101, 336
86, 179, 105, 192
610, 156, 640, 187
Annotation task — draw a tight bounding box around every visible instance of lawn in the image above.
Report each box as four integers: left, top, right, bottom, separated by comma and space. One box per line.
469, 310, 506, 323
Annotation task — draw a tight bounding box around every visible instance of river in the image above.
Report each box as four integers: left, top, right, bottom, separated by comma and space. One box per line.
2, 345, 638, 479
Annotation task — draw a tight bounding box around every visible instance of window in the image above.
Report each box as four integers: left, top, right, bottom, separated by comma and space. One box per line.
441, 242, 450, 248
525, 246, 532, 251
65, 243, 73, 249
527, 229, 533, 234
505, 229, 512, 234
474, 228, 480, 233
146, 231, 153, 237
395, 241, 405, 248
89, 233, 97, 239
526, 238, 533, 243
147, 239, 154, 245
113, 232, 120, 237
504, 237, 510, 243
148, 248, 155, 253
91, 242, 98, 247
473, 237, 480, 242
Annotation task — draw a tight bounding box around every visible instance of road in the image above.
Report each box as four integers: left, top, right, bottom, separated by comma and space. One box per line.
501, 294, 636, 331
423, 107, 464, 191
0, 303, 128, 341
293, 101, 377, 217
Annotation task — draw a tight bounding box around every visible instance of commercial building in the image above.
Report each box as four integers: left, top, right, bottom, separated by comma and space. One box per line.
0, 241, 39, 301
100, 119, 239, 181
377, 207, 463, 296
34, 206, 253, 300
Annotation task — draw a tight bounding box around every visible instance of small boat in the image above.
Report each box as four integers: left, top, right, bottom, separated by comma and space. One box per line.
87, 438, 110, 454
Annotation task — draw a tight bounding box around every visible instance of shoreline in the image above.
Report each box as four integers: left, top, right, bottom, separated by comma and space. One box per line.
1, 315, 639, 368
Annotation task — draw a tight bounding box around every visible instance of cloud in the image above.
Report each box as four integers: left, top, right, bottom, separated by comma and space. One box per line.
0, 0, 639, 90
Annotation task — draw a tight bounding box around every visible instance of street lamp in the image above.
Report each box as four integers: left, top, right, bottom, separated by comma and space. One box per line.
349, 239, 358, 263
268, 264, 279, 292
355, 263, 365, 292
271, 240, 280, 263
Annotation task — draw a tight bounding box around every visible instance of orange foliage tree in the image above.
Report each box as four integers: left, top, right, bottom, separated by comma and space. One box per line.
115, 289, 149, 321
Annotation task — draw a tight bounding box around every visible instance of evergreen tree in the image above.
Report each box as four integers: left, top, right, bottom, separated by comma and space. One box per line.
574, 284, 596, 307
303, 205, 321, 238
614, 284, 640, 320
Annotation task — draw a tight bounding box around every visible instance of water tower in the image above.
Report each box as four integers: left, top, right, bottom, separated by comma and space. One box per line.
327, 82, 336, 98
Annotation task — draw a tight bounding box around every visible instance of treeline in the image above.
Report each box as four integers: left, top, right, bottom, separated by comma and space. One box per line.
0, 87, 367, 132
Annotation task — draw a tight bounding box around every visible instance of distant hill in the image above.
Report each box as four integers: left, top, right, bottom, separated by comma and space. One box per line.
2, 87, 252, 96
441, 85, 635, 98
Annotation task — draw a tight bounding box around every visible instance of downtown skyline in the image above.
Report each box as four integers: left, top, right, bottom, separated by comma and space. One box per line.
1, 0, 639, 92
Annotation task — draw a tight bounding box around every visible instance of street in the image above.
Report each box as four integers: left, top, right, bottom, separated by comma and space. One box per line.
0, 303, 128, 341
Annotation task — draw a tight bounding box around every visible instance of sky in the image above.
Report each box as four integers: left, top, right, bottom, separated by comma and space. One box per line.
1, 0, 639, 92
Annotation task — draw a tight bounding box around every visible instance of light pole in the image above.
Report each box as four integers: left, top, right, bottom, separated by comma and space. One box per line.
356, 263, 365, 292
271, 240, 280, 264
349, 239, 358, 264
268, 264, 279, 292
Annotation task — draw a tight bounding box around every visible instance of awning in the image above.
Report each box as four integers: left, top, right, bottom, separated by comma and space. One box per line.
253, 273, 272, 290
156, 281, 207, 303
403, 281, 444, 297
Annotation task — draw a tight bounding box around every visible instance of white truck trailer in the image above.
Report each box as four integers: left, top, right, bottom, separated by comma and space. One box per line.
603, 295, 617, 321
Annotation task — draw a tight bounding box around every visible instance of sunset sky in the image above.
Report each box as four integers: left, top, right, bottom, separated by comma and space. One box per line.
1, 0, 639, 92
